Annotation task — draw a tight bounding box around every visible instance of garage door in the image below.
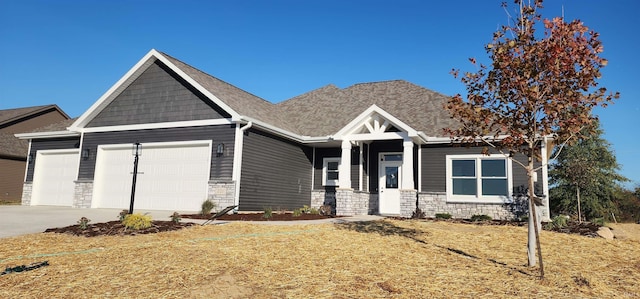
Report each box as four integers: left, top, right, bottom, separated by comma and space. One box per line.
31, 149, 79, 206
92, 141, 211, 211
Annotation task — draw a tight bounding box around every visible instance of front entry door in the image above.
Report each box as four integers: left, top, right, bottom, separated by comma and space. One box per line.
379, 153, 402, 214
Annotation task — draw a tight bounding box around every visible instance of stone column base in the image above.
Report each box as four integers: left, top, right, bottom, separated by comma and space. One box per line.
21, 182, 33, 206
73, 180, 94, 208
208, 180, 236, 211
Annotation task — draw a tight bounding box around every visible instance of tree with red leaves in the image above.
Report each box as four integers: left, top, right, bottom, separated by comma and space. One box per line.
446, 0, 619, 279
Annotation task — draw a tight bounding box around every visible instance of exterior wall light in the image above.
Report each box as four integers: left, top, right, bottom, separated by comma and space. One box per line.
81, 148, 90, 160
216, 143, 225, 157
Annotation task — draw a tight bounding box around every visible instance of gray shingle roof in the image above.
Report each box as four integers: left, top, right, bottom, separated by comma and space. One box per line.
277, 80, 458, 137
0, 132, 28, 159
29, 118, 78, 133
160, 52, 299, 133
163, 52, 457, 138
0, 105, 68, 127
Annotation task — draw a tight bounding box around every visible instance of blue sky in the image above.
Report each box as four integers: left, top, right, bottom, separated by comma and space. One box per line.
1, 0, 638, 187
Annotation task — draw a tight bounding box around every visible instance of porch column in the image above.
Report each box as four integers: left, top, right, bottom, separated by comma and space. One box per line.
339, 139, 352, 189
401, 138, 414, 189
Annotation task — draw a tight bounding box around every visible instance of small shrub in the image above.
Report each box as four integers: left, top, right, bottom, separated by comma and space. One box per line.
319, 205, 332, 216
470, 214, 492, 222
263, 207, 273, 219
292, 208, 302, 217
308, 207, 319, 215
170, 212, 181, 224
122, 213, 152, 230
300, 205, 311, 214
411, 207, 426, 219
592, 217, 605, 226
201, 199, 216, 215
435, 213, 452, 219
77, 217, 90, 230
118, 210, 128, 221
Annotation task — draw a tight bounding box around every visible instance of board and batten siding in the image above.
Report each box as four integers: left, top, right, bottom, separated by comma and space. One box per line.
25, 137, 80, 181
239, 129, 313, 211
420, 145, 541, 194
78, 125, 235, 181
87, 60, 230, 128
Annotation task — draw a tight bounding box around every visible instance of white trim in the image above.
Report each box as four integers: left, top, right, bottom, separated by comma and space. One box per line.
232, 122, 252, 206
97, 140, 212, 151
311, 147, 316, 190
15, 131, 80, 139
23, 140, 33, 182
358, 145, 363, 191
36, 148, 81, 155
79, 119, 233, 133
334, 104, 419, 139
322, 157, 341, 186
69, 49, 242, 131
348, 131, 409, 142
417, 145, 422, 192
75, 132, 85, 181
445, 154, 513, 203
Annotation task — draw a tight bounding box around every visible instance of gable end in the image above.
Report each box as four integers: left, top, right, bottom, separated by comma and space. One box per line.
87, 60, 231, 127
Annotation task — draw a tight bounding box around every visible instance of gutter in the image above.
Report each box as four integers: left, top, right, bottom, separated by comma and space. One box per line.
14, 131, 80, 140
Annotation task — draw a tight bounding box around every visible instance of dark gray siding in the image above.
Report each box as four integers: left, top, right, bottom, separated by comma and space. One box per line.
78, 125, 235, 180
313, 148, 340, 189
26, 137, 80, 181
312, 147, 362, 190
420, 145, 541, 194
87, 60, 231, 127
239, 129, 312, 211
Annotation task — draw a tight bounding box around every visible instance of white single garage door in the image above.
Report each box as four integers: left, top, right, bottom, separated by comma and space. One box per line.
92, 141, 211, 211
31, 149, 79, 206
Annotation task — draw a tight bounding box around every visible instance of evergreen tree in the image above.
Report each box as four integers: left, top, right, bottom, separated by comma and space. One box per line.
549, 120, 628, 221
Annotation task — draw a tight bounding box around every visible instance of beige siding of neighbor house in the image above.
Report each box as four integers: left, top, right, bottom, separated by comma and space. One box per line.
0, 158, 26, 201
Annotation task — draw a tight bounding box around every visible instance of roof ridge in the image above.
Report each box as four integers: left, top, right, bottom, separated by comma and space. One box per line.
0, 104, 69, 125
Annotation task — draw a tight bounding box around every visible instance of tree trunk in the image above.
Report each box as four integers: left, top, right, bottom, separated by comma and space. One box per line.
577, 186, 582, 223
527, 151, 544, 279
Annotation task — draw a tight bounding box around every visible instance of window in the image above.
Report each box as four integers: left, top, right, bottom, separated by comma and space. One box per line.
447, 155, 511, 202
323, 158, 341, 186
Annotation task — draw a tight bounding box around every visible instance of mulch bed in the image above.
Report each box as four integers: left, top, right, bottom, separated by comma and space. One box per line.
181, 212, 337, 221
394, 217, 602, 237
44, 221, 195, 237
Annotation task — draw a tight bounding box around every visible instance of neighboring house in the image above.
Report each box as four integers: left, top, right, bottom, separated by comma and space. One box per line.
0, 105, 70, 202
16, 49, 551, 220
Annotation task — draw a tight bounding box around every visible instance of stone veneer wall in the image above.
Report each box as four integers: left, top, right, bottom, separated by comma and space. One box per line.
21, 182, 32, 206
335, 189, 371, 216
73, 180, 94, 208
399, 190, 417, 218
207, 180, 236, 210
418, 192, 514, 220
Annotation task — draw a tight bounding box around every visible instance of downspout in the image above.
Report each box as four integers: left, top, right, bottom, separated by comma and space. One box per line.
232, 121, 253, 210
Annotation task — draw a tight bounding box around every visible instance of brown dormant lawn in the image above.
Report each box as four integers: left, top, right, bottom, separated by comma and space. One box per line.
1, 220, 638, 298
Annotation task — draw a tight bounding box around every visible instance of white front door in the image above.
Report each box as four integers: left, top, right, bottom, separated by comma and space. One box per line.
379, 153, 402, 214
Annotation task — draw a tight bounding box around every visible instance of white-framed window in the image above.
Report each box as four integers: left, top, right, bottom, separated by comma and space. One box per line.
322, 157, 341, 186
446, 154, 512, 203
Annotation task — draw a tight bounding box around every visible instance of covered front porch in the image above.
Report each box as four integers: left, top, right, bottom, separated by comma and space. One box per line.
310, 105, 423, 217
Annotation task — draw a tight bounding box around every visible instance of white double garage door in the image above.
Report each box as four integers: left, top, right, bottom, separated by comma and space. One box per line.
31, 141, 211, 211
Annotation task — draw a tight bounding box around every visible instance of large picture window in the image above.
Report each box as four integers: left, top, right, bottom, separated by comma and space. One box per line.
447, 155, 512, 202
322, 158, 341, 186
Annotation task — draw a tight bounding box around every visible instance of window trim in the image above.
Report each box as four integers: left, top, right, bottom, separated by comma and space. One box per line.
322, 157, 341, 186
445, 154, 513, 203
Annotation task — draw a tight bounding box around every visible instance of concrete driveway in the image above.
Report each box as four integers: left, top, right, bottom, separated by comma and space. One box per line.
0, 206, 196, 239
